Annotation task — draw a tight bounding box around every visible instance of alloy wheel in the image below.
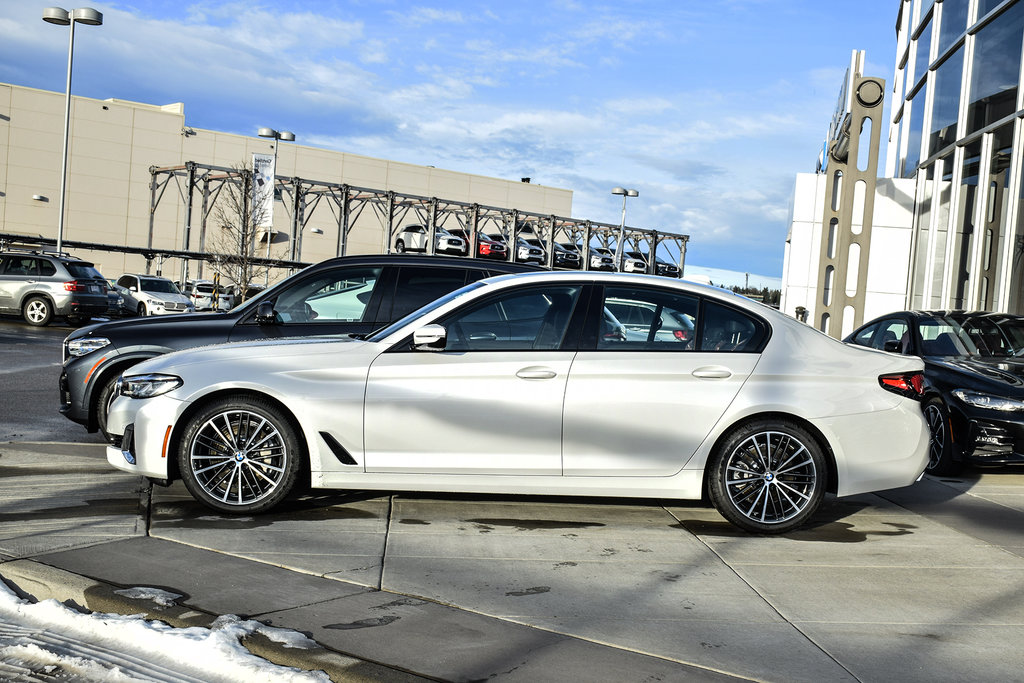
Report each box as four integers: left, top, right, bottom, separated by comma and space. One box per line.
923, 403, 946, 471
188, 409, 289, 506
723, 430, 818, 526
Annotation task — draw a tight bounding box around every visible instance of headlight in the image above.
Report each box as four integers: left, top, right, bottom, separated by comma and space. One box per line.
66, 337, 111, 357
118, 373, 182, 399
952, 389, 1024, 412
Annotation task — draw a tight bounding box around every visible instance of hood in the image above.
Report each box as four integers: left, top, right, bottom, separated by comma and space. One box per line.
131, 335, 368, 375
66, 311, 228, 342
928, 356, 1024, 389
142, 292, 191, 305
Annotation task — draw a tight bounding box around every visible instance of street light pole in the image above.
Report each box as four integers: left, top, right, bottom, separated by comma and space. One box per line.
43, 7, 103, 256
257, 127, 295, 285
611, 187, 638, 272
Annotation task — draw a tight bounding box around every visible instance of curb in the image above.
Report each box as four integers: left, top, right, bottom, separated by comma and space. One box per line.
0, 559, 431, 683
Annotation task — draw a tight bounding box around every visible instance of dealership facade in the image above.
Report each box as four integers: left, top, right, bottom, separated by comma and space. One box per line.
783, 0, 1024, 337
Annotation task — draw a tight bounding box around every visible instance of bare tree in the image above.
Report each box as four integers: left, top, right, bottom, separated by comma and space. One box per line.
206, 164, 285, 302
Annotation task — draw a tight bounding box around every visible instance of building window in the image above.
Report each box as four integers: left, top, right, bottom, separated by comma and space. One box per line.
929, 48, 965, 156
904, 90, 927, 176
967, 1, 1024, 135
982, 123, 1014, 310
912, 164, 935, 308
979, 0, 1012, 22
932, 154, 954, 307
952, 140, 983, 307
938, 0, 969, 54
912, 15, 934, 89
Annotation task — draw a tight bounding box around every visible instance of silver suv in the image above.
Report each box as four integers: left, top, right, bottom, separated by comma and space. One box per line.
0, 249, 109, 326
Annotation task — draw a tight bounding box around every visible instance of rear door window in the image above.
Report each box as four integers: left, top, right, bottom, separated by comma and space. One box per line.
384, 266, 470, 321
699, 301, 768, 352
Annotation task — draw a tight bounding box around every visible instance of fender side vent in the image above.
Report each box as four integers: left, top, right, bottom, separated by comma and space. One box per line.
319, 431, 358, 466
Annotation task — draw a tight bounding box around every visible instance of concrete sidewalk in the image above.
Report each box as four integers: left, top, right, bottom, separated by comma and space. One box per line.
3, 440, 1024, 682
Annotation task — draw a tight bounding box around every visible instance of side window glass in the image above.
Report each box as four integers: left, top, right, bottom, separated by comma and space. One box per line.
851, 322, 879, 348
442, 285, 581, 351
387, 267, 469, 321
273, 266, 383, 324
871, 319, 909, 352
700, 301, 767, 352
117, 275, 133, 289
39, 260, 57, 276
0, 256, 11, 274
598, 286, 698, 350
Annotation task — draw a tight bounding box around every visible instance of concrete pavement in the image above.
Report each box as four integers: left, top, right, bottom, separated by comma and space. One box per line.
3, 439, 1024, 681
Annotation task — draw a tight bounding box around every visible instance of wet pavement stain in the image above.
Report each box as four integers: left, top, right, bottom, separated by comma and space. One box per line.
553, 561, 577, 569
673, 519, 918, 543
154, 500, 378, 529
464, 518, 605, 531
506, 586, 550, 597
372, 597, 428, 610
324, 615, 400, 630
0, 465, 113, 478
398, 519, 431, 525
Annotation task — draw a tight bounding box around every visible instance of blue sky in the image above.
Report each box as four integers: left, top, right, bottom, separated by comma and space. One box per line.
0, 1, 898, 286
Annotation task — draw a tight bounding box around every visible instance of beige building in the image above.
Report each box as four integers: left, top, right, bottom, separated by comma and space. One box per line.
0, 81, 573, 282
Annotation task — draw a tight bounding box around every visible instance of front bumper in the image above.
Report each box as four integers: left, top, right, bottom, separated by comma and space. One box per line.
960, 416, 1024, 466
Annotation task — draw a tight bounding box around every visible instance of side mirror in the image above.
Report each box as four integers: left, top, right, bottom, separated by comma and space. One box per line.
255, 300, 277, 325
883, 339, 903, 353
412, 324, 447, 351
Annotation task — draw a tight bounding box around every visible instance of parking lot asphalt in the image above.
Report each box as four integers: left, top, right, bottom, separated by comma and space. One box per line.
2, 439, 1024, 682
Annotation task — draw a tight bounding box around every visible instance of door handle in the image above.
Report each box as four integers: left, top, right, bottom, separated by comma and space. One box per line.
692, 366, 732, 379
516, 367, 557, 380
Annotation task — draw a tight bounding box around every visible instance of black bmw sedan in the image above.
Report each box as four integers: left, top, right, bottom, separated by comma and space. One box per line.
845, 311, 1024, 475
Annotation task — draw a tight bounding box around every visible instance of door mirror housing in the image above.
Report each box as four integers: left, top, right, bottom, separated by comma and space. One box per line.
255, 300, 277, 325
883, 339, 903, 353
413, 324, 447, 350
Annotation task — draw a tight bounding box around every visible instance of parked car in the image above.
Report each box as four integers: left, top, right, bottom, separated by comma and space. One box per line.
623, 251, 653, 274
185, 279, 232, 311
563, 243, 615, 271
105, 279, 135, 318
104, 271, 928, 534
60, 255, 539, 437
650, 255, 682, 278
115, 274, 194, 317
846, 310, 1024, 475
525, 238, 582, 269
0, 249, 109, 326
494, 236, 545, 264
446, 229, 509, 260
394, 225, 467, 255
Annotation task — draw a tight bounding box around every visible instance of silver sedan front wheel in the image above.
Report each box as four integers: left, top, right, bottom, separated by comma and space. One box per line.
178, 396, 303, 514
708, 420, 826, 534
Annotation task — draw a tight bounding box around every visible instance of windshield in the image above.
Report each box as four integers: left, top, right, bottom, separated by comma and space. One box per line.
918, 314, 1024, 358
367, 281, 486, 342
140, 279, 181, 294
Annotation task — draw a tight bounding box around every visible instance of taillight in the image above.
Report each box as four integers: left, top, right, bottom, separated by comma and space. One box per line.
64, 280, 86, 292
673, 329, 689, 341
879, 372, 925, 399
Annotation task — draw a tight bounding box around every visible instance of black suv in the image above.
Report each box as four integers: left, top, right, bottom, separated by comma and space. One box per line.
61, 255, 538, 436
0, 249, 109, 326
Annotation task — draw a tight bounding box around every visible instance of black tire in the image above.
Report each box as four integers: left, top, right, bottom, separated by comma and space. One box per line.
395, 239, 406, 253
923, 399, 961, 476
23, 296, 53, 326
95, 374, 122, 439
138, 303, 148, 316
178, 395, 304, 514
708, 419, 827, 534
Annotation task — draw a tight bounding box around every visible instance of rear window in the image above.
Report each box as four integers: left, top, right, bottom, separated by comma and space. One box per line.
65, 262, 104, 279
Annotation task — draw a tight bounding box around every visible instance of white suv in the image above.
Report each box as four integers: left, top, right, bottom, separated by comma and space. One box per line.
394, 225, 467, 255
186, 279, 233, 311
115, 274, 195, 316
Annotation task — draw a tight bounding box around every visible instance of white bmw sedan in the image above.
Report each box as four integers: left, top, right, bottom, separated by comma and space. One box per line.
105, 271, 929, 534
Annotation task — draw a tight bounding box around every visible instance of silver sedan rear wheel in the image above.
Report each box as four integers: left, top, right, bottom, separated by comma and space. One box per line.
708, 420, 826, 534
178, 396, 303, 513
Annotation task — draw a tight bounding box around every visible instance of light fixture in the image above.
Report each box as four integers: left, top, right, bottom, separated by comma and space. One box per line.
611, 187, 639, 271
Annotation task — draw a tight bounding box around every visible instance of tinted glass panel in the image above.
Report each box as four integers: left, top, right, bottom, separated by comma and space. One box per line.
38, 260, 57, 277
442, 285, 581, 351
967, 1, 1024, 133
387, 267, 469, 321
3, 257, 39, 276
979, 0, 1010, 19
274, 266, 382, 324
928, 47, 963, 156
598, 286, 698, 350
903, 91, 927, 175
872, 319, 910, 351
65, 263, 102, 279
938, 0, 969, 54
851, 322, 880, 347
700, 301, 767, 352
912, 16, 933, 88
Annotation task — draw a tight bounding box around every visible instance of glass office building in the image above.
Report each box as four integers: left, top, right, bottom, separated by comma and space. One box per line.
889, 0, 1024, 313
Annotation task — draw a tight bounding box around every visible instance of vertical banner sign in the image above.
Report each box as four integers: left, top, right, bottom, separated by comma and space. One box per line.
252, 153, 275, 232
